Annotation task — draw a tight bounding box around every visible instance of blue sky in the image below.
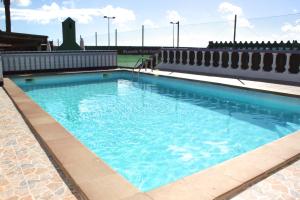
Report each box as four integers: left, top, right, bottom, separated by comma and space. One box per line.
1, 0, 300, 47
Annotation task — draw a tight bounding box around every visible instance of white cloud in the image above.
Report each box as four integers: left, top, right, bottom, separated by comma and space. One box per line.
101, 5, 135, 25
218, 2, 253, 28
13, 0, 31, 7
0, 3, 135, 25
281, 19, 300, 33
166, 10, 183, 22
62, 0, 76, 8
143, 19, 158, 28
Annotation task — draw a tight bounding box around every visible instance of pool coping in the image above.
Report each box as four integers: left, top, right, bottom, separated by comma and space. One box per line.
3, 70, 300, 200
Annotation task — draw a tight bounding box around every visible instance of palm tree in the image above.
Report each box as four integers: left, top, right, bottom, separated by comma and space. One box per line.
1, 0, 11, 32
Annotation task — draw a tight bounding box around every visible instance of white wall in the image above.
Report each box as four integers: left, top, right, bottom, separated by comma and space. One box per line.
1, 50, 117, 74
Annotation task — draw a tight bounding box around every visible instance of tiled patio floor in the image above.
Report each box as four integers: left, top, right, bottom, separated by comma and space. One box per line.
232, 159, 300, 200
0, 88, 77, 200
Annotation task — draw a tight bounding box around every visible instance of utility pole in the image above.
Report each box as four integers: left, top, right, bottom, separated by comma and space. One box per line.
115, 29, 118, 46
177, 21, 180, 48
233, 14, 237, 43
104, 16, 116, 46
95, 32, 98, 46
170, 22, 175, 47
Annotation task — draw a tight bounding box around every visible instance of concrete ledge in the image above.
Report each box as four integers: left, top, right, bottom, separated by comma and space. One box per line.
4, 70, 300, 200
3, 66, 118, 75
135, 69, 300, 98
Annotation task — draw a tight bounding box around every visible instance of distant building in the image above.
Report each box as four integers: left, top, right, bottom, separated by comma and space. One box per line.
0, 31, 48, 51
57, 17, 81, 51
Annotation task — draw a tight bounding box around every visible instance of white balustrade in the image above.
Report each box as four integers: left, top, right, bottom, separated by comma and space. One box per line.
157, 48, 300, 84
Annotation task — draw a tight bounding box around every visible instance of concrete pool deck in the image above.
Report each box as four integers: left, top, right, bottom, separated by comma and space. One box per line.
1, 69, 300, 199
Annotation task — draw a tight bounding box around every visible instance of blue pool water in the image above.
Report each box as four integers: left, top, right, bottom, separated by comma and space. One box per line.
13, 71, 300, 191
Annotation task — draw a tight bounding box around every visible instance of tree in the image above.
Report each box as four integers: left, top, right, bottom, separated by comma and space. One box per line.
1, 0, 11, 32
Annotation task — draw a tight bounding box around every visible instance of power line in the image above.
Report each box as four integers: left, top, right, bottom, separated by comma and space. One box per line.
80, 11, 300, 43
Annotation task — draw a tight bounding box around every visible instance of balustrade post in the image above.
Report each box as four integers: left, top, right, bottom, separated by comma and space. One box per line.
285, 53, 291, 73
187, 51, 190, 65
271, 53, 277, 72
179, 50, 183, 64
161, 50, 164, 63
259, 52, 264, 70
194, 51, 198, 66
155, 53, 159, 65
210, 51, 213, 66
200, 51, 204, 66
248, 52, 253, 69
238, 52, 242, 69
219, 51, 223, 66
228, 51, 232, 68
167, 50, 170, 63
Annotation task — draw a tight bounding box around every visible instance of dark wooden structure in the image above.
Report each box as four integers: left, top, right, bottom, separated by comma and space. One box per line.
0, 31, 48, 51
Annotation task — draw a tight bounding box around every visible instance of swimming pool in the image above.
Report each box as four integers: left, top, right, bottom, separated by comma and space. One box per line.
13, 71, 300, 192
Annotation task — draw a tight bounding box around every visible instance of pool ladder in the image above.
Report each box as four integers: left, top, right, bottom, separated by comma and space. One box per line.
132, 57, 147, 79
